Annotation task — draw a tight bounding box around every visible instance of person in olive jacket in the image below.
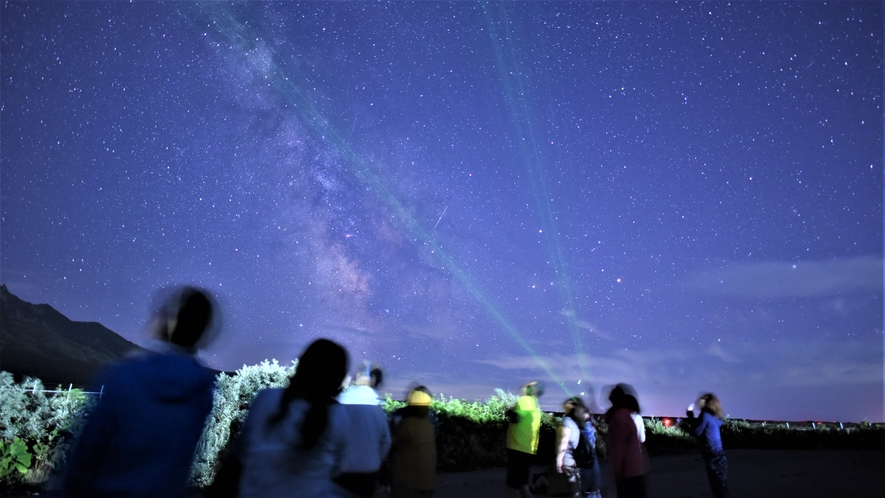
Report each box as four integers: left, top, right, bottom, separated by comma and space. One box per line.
391, 387, 437, 497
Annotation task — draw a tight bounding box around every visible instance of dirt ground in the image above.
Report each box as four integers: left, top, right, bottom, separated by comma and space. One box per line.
6, 449, 881, 497
429, 449, 885, 498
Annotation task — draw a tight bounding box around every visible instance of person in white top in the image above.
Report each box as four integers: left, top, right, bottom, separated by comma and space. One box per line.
334, 362, 392, 497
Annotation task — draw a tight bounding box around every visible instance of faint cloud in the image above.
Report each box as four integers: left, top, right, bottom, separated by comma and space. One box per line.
403, 322, 457, 341
383, 375, 504, 403
576, 320, 614, 341
726, 339, 883, 388
824, 297, 850, 316
473, 337, 881, 396
683, 256, 882, 298
315, 323, 375, 338
474, 349, 689, 387
561, 310, 614, 341
706, 342, 740, 364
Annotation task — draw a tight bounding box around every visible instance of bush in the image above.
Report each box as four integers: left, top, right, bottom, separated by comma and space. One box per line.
6, 364, 884, 493
638, 416, 885, 452
189, 359, 296, 487
385, 389, 558, 472
0, 372, 91, 493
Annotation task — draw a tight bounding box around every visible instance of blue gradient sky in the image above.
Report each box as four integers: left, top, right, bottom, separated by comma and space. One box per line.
2, 1, 882, 422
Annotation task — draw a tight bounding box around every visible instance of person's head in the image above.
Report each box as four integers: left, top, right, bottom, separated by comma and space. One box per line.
608, 383, 640, 412
623, 394, 640, 414
697, 393, 724, 419
290, 339, 349, 402
270, 339, 349, 449
564, 397, 589, 423
406, 385, 433, 418
562, 396, 584, 413
523, 381, 544, 398
154, 286, 216, 350
353, 361, 383, 388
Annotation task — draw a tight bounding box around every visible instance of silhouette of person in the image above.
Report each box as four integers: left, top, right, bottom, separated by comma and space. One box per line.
233, 338, 351, 497
390, 387, 437, 498
62, 286, 218, 497
684, 393, 730, 498
605, 384, 648, 498
334, 361, 391, 497
380, 384, 438, 495
506, 381, 544, 498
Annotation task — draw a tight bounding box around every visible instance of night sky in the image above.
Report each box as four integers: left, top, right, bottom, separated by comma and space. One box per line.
2, 1, 882, 422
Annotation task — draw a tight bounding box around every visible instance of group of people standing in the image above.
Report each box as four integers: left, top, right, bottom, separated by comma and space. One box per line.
505, 381, 730, 498
59, 287, 438, 498
58, 286, 729, 498
222, 340, 436, 498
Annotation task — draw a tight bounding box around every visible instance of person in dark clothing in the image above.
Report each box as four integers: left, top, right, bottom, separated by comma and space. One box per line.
62, 287, 217, 498
683, 393, 729, 498
390, 388, 437, 497
380, 385, 438, 494
605, 384, 647, 498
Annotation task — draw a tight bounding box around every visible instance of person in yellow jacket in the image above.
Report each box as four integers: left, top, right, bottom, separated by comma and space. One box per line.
505, 381, 544, 498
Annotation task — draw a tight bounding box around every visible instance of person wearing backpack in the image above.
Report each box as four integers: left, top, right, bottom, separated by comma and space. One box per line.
556, 397, 602, 498
577, 405, 603, 498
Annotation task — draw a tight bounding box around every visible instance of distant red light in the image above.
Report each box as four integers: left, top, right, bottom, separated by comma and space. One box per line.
662, 418, 672, 427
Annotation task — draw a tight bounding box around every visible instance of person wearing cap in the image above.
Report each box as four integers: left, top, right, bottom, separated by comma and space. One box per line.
506, 381, 544, 498
335, 362, 391, 497
391, 387, 437, 497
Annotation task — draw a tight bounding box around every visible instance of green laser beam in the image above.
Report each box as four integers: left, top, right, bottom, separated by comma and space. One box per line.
188, 2, 571, 393
481, 1, 590, 382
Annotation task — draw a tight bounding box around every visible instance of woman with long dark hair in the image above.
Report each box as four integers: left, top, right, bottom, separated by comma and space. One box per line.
233, 339, 350, 497
684, 393, 730, 498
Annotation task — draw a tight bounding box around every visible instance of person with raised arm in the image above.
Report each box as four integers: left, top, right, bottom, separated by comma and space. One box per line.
683, 393, 730, 498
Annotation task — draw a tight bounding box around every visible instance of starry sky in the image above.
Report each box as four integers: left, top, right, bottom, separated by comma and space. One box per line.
1, 1, 882, 422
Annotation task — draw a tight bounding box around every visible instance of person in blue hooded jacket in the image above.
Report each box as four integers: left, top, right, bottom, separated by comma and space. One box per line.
683, 393, 730, 498
62, 287, 217, 498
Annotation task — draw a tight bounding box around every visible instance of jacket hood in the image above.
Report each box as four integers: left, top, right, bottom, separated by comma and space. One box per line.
141, 352, 215, 403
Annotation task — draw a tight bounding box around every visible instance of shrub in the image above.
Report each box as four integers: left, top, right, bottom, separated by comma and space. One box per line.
0, 372, 91, 493
189, 359, 296, 487
383, 389, 557, 472
5, 365, 884, 492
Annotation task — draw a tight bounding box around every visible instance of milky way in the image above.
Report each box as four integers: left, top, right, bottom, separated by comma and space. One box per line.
2, 1, 882, 421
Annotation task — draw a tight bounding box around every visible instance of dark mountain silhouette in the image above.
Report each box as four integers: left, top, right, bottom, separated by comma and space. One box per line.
0, 284, 147, 387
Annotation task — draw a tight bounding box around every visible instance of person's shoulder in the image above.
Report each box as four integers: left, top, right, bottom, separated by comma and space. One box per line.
328, 403, 353, 434
251, 387, 284, 408
609, 407, 632, 423
338, 385, 380, 405
517, 395, 539, 409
